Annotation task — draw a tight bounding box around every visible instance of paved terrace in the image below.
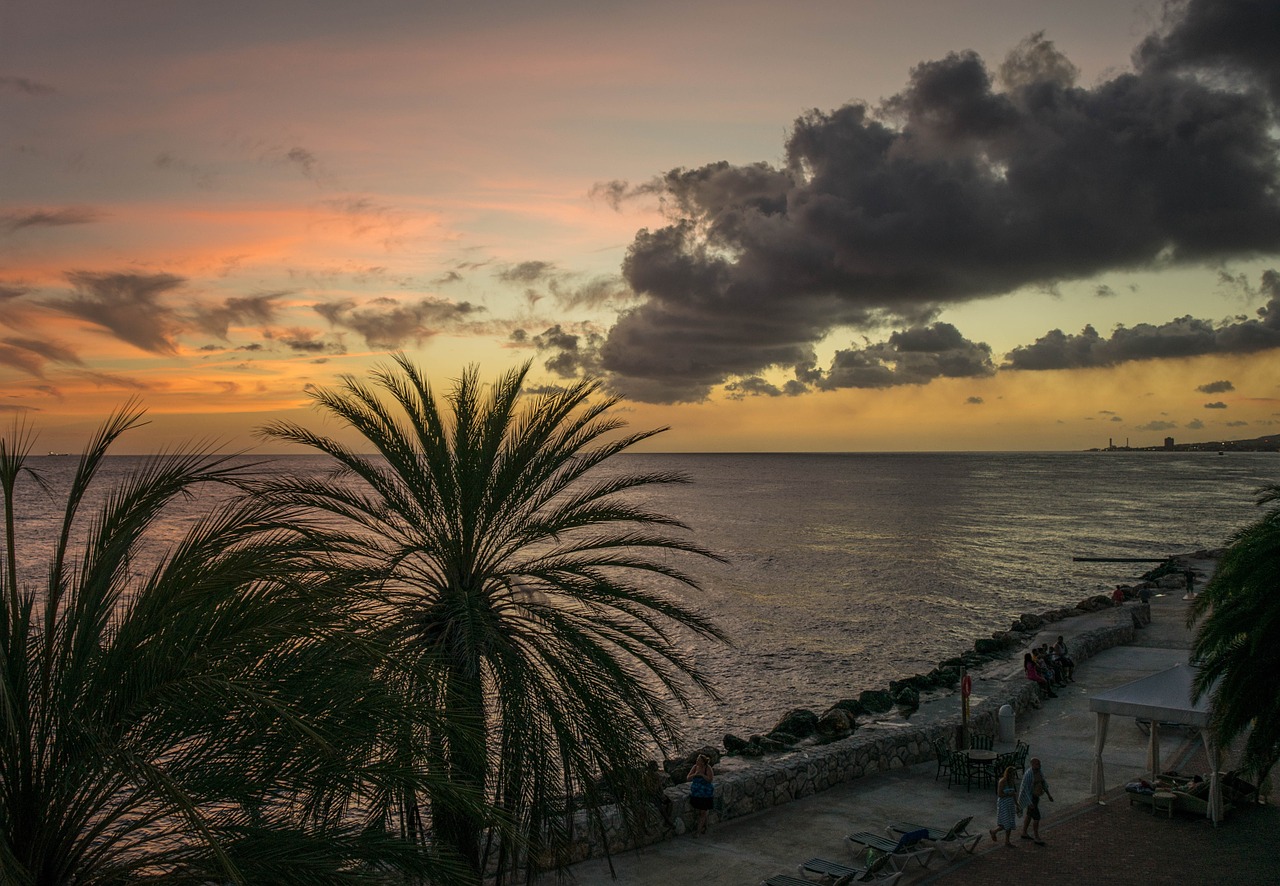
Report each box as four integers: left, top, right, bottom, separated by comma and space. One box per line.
567, 585, 1277, 886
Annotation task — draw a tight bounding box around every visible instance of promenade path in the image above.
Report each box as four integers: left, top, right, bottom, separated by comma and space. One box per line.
567, 585, 1277, 886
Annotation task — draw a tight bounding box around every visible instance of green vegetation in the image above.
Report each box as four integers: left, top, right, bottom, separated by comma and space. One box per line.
0, 404, 466, 885
259, 357, 727, 882
1189, 482, 1280, 785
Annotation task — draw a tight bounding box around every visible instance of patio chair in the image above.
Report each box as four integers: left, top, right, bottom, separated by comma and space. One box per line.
932, 737, 952, 782
846, 828, 935, 871
970, 733, 994, 750
797, 850, 902, 883
947, 750, 973, 791
1013, 740, 1029, 773
888, 815, 981, 858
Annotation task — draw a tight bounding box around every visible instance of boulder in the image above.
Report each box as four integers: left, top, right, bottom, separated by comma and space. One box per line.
974, 637, 1004, 654
816, 707, 855, 740
1017, 613, 1046, 631
858, 689, 894, 714
723, 733, 751, 754
829, 698, 867, 717
893, 685, 920, 712
765, 730, 798, 748
771, 708, 819, 739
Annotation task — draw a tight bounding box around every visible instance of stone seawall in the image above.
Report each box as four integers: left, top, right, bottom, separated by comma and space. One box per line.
560, 603, 1147, 865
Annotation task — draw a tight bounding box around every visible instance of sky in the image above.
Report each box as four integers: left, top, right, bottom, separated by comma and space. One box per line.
2, 0, 1279, 453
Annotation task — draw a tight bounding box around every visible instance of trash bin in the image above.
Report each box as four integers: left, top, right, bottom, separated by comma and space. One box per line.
998, 704, 1015, 743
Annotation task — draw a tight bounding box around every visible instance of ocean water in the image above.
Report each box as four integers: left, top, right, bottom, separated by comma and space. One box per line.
11, 451, 1276, 749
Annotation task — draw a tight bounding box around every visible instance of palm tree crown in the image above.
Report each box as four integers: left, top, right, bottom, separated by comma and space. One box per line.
1189, 482, 1280, 784
0, 405, 455, 885
259, 357, 728, 881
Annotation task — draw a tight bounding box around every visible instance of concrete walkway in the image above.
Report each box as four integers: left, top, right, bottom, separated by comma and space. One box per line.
568, 590, 1222, 885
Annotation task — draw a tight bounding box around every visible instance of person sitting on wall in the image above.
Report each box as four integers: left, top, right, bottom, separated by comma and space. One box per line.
1024, 652, 1056, 699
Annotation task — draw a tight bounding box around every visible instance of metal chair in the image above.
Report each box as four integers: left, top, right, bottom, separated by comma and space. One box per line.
933, 737, 952, 782
970, 733, 994, 750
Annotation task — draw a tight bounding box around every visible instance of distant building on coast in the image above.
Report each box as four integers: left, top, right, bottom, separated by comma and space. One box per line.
1089, 433, 1280, 453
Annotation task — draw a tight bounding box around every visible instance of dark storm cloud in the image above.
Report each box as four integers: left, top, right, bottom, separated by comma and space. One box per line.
190, 292, 284, 339
313, 296, 481, 349
597, 2, 1280, 402
0, 76, 55, 95
812, 323, 995, 390
46, 272, 185, 354
529, 324, 603, 378
1005, 275, 1280, 370
3, 207, 101, 233
724, 376, 786, 400
1135, 0, 1280, 104
1197, 379, 1234, 393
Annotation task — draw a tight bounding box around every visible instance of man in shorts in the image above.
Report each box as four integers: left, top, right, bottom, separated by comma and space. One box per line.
1019, 757, 1055, 845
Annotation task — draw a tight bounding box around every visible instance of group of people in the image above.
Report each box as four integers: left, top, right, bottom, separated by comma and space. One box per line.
1023, 635, 1074, 698
990, 757, 1055, 847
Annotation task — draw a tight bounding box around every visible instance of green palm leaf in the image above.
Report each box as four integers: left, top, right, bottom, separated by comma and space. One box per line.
258, 357, 728, 882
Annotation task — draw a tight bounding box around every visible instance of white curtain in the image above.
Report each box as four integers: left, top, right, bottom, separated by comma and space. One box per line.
1147, 721, 1161, 782
1091, 712, 1110, 802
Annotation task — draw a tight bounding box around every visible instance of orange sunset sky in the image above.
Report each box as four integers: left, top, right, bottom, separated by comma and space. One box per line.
2, 0, 1278, 453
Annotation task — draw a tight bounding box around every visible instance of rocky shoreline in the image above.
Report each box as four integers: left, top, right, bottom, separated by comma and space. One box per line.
559, 552, 1218, 865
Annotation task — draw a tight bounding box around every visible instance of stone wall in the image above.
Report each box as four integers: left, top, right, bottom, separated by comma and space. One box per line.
558, 604, 1146, 865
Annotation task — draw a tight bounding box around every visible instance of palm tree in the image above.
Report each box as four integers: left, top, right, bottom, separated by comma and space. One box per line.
0, 404, 467, 885
1189, 482, 1280, 787
258, 357, 728, 882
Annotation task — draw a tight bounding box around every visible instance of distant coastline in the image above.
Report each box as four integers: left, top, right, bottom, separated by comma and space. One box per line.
1088, 433, 1280, 453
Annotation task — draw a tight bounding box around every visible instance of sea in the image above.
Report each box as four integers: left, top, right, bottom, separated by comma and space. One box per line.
11, 451, 1277, 750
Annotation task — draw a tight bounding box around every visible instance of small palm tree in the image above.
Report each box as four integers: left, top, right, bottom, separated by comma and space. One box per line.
1189, 482, 1280, 787
259, 357, 728, 882
0, 404, 464, 885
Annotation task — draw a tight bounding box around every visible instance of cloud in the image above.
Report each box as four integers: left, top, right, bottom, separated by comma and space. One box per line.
45, 271, 185, 354
497, 261, 555, 284
966, 396, 984, 405
313, 296, 481, 349
594, 5, 1280, 402
0, 76, 55, 96
0, 337, 82, 378
1186, 418, 1205, 430
1204, 401, 1228, 409
189, 292, 285, 339
1138, 420, 1179, 431
1197, 379, 1234, 393
1005, 273, 1280, 369
1225, 420, 1249, 427
2, 207, 101, 233
262, 327, 345, 355
724, 376, 786, 400
1135, 0, 1280, 105
811, 323, 995, 391
528, 324, 604, 378
286, 147, 319, 179
74, 370, 152, 391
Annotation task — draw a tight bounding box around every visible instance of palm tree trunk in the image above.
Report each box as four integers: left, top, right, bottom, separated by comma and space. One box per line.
433, 654, 488, 881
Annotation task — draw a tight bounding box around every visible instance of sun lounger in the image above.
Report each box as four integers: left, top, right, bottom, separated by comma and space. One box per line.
846, 829, 934, 871
797, 851, 901, 883
887, 815, 981, 857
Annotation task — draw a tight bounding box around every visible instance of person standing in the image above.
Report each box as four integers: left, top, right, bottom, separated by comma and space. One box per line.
1019, 757, 1055, 845
989, 766, 1021, 847
688, 753, 715, 835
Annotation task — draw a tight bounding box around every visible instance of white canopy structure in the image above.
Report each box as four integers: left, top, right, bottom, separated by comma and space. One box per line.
1088, 663, 1224, 824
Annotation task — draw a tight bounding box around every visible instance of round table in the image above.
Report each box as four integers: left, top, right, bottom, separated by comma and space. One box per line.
966, 749, 998, 788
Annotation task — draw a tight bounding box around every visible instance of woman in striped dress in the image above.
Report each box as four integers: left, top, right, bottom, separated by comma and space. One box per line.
990, 766, 1020, 847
